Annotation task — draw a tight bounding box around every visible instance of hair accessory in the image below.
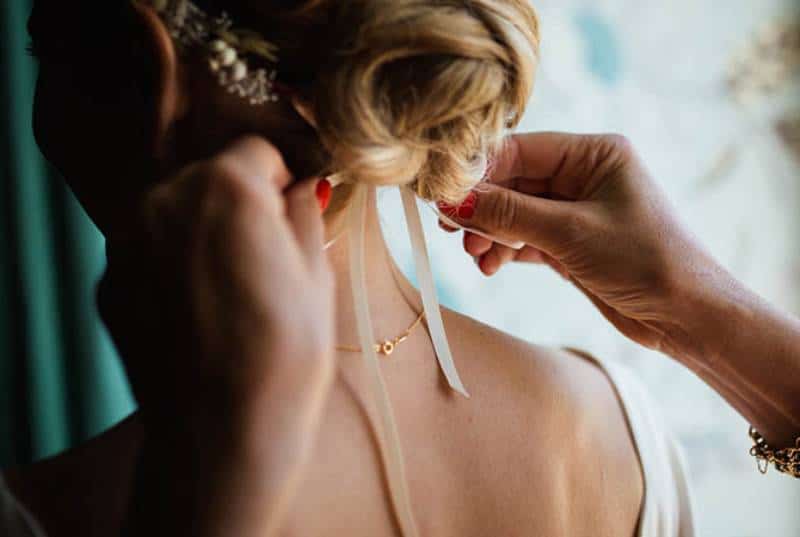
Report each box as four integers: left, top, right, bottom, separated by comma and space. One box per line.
144, 0, 280, 104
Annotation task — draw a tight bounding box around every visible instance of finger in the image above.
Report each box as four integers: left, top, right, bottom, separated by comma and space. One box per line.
285, 177, 326, 269
219, 135, 294, 192
492, 175, 550, 197
438, 219, 459, 233
461, 181, 586, 255
479, 242, 517, 276
488, 132, 629, 200
463, 231, 492, 257
514, 245, 547, 264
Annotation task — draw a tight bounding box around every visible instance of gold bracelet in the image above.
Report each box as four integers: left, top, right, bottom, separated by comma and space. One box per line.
748, 426, 800, 478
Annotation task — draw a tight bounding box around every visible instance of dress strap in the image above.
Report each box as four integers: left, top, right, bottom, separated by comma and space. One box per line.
563, 348, 695, 537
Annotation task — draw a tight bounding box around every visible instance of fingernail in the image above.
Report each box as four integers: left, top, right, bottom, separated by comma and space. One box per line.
316, 178, 332, 211
458, 191, 477, 219
437, 191, 477, 220
439, 220, 459, 233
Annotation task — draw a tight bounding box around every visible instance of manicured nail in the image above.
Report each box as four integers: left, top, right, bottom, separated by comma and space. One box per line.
438, 219, 459, 232
457, 191, 477, 219
437, 191, 477, 220
316, 178, 331, 211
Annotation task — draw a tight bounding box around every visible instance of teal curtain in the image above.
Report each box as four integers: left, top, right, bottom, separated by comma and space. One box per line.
1, 0, 135, 467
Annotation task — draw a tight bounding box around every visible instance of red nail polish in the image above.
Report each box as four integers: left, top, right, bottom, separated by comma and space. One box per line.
456, 191, 477, 219
316, 178, 332, 211
436, 200, 457, 217
437, 190, 478, 220
438, 220, 458, 232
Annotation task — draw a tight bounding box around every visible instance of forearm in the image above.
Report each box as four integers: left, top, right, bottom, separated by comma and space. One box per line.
667, 269, 800, 447
122, 357, 331, 537
123, 430, 274, 537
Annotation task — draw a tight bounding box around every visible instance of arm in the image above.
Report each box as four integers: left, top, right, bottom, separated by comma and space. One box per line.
123, 357, 329, 537
98, 137, 335, 536
437, 131, 800, 449
671, 269, 800, 447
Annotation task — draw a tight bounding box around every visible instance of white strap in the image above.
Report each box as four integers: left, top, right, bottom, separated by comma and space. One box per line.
400, 186, 470, 397
348, 184, 420, 537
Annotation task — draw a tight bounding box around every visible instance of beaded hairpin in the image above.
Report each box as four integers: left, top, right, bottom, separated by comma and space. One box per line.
144, 0, 281, 104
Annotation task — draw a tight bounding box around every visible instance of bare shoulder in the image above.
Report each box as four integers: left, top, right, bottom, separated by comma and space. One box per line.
441, 307, 644, 535
2, 413, 143, 537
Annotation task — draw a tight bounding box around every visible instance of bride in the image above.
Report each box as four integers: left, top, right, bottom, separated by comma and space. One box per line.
3, 0, 692, 535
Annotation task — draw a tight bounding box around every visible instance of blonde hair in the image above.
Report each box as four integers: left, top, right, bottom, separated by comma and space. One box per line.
242, 0, 540, 208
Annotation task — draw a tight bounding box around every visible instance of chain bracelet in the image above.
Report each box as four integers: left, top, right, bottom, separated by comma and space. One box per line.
748, 426, 800, 478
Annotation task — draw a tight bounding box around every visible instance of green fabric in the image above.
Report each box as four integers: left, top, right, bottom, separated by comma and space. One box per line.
0, 0, 135, 467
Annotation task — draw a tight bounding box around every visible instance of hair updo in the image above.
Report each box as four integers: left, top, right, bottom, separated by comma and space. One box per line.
31, 0, 538, 207
224, 0, 539, 206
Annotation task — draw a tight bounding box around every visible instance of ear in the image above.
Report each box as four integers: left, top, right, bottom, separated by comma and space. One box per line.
129, 1, 189, 158
291, 96, 318, 129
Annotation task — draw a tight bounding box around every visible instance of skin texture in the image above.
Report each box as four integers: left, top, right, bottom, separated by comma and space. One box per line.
441, 131, 800, 448
5, 3, 646, 537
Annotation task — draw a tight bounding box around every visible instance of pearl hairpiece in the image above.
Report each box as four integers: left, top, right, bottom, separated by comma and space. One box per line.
145, 0, 280, 105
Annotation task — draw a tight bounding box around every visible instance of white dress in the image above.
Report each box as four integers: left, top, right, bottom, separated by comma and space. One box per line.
0, 183, 695, 537
572, 350, 696, 537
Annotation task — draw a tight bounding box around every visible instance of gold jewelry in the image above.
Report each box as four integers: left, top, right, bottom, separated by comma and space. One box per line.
336, 310, 425, 356
748, 426, 800, 478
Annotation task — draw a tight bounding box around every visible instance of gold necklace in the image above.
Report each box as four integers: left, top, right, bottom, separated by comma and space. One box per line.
336, 310, 425, 356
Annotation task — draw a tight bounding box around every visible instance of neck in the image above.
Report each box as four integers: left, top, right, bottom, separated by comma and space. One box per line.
323, 187, 423, 353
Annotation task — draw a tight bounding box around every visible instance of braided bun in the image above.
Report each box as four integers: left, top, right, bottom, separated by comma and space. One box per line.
308, 0, 539, 205
234, 0, 539, 205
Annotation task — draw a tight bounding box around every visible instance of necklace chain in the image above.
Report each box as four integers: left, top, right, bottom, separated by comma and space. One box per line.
336, 310, 425, 356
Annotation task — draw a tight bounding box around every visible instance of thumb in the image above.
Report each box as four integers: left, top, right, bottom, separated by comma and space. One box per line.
450, 182, 580, 255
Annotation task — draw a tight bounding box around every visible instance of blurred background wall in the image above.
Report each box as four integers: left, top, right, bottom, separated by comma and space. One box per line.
2, 0, 799, 536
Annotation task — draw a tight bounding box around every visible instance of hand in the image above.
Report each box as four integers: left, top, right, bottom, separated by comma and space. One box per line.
98, 136, 335, 536
438, 132, 726, 354
97, 134, 335, 443
441, 132, 800, 451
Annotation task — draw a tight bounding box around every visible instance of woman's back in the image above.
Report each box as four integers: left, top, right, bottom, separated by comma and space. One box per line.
5, 308, 647, 537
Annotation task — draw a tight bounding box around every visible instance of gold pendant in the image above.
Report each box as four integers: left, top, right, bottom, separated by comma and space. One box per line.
379, 340, 395, 356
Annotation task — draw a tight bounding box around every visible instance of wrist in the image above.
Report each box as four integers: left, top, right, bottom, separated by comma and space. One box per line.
660, 258, 751, 371
128, 428, 278, 537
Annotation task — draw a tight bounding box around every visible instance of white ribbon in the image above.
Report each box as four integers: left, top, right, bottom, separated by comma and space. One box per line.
345, 183, 472, 537
348, 184, 420, 537
399, 186, 470, 397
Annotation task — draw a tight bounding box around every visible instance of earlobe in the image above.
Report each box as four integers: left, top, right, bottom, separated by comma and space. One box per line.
129, 1, 189, 157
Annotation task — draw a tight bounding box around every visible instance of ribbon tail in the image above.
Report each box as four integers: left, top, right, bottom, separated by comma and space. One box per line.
349, 184, 420, 537
399, 186, 470, 398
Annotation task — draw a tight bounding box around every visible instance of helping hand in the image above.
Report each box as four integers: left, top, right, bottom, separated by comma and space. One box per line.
439, 132, 728, 353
